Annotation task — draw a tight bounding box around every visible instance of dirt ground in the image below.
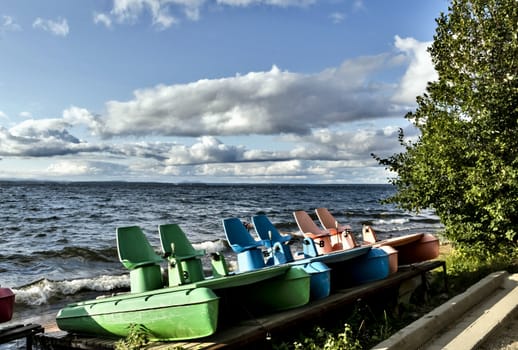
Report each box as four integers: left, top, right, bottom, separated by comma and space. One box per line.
478, 312, 518, 350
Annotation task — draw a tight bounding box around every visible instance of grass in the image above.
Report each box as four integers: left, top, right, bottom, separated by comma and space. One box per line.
269, 242, 518, 350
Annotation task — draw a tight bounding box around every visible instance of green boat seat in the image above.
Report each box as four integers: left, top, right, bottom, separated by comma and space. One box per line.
210, 252, 230, 278
116, 226, 164, 293
222, 217, 267, 272
158, 223, 206, 286
251, 215, 294, 263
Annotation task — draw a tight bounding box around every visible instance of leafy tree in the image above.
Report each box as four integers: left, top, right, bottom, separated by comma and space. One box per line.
374, 0, 518, 258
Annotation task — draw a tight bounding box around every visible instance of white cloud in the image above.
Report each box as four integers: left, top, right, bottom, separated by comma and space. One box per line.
0, 111, 8, 120
33, 17, 69, 37
99, 55, 402, 138
96, 0, 317, 28
110, 0, 178, 28
93, 12, 112, 28
45, 160, 131, 178
0, 36, 430, 183
62, 106, 102, 134
392, 35, 437, 104
216, 0, 315, 6
47, 160, 101, 176
329, 12, 345, 24
0, 118, 102, 157
1, 15, 21, 32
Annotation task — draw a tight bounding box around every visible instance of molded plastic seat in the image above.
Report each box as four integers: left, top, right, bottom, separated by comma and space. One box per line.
222, 217, 267, 272
293, 210, 338, 254
315, 207, 358, 249
158, 223, 206, 286
362, 224, 379, 244
251, 215, 294, 263
116, 226, 164, 293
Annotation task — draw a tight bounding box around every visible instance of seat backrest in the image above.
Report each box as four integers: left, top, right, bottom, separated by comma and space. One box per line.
293, 210, 325, 235
362, 224, 378, 244
251, 215, 290, 243
116, 226, 163, 270
158, 223, 198, 257
222, 217, 261, 252
315, 207, 337, 230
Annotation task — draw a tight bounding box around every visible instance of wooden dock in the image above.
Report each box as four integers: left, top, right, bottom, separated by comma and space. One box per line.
33, 260, 446, 350
0, 323, 44, 350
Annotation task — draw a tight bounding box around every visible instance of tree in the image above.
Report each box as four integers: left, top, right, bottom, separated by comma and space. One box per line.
375, 0, 518, 257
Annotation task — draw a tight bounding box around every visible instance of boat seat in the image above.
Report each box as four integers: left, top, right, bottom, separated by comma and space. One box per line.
293, 210, 338, 254
210, 252, 230, 278
302, 237, 321, 258
251, 214, 294, 263
362, 224, 379, 244
116, 226, 164, 293
315, 207, 358, 249
222, 217, 267, 272
158, 223, 206, 286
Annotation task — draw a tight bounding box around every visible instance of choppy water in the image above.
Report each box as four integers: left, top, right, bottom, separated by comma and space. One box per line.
0, 181, 442, 347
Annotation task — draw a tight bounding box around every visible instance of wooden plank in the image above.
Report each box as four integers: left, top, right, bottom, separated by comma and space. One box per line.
0, 323, 44, 343
36, 260, 446, 350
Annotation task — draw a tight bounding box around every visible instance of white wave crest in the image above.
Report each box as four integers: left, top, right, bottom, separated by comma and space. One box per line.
193, 239, 229, 253
12, 275, 129, 305
373, 218, 409, 225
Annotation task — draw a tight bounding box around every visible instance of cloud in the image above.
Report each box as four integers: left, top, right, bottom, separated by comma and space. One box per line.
33, 17, 69, 37
0, 115, 103, 157
1, 15, 21, 32
216, 0, 315, 6
329, 12, 345, 24
0, 111, 8, 120
19, 111, 33, 119
106, 0, 179, 29
99, 55, 403, 138
95, 0, 317, 28
0, 36, 431, 183
93, 12, 112, 28
44, 160, 131, 177
392, 35, 437, 104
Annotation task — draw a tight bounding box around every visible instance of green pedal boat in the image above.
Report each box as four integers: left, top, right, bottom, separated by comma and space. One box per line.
56, 286, 219, 341
56, 224, 310, 341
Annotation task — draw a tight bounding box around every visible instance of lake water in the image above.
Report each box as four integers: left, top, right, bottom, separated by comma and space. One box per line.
0, 181, 442, 348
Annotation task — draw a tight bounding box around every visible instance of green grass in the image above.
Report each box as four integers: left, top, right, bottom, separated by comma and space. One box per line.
269, 242, 518, 350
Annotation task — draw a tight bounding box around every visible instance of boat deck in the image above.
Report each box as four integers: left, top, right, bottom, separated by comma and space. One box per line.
33, 260, 446, 350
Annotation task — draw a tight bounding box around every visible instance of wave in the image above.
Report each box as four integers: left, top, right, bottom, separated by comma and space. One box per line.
12, 275, 129, 306
193, 239, 229, 253
372, 218, 410, 226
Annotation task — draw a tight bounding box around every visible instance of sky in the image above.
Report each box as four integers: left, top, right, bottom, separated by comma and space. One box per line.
0, 0, 449, 184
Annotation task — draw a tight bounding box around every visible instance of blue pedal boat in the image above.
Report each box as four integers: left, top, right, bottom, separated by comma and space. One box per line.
252, 214, 380, 291
223, 217, 329, 300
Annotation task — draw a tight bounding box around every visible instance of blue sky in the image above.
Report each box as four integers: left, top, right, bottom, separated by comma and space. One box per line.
0, 0, 448, 183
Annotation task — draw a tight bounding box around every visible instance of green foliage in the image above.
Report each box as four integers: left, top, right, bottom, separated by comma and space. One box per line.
114, 324, 149, 350
273, 323, 362, 350
374, 0, 518, 258
272, 299, 406, 350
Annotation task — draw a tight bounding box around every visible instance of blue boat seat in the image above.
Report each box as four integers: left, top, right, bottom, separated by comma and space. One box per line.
251, 215, 294, 263
116, 226, 164, 293
222, 217, 267, 272
158, 223, 206, 286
